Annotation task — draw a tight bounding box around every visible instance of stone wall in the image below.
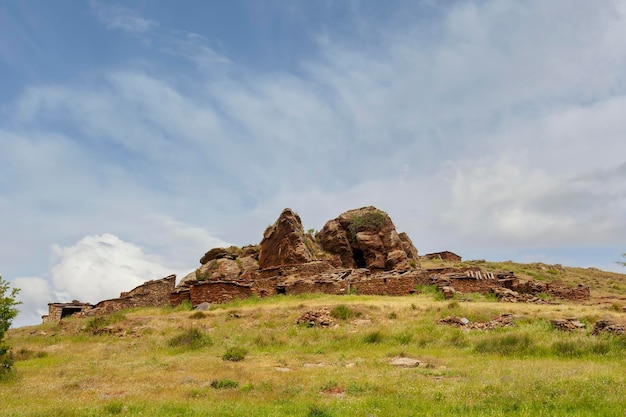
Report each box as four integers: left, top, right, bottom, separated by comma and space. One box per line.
190, 281, 254, 305
351, 274, 419, 296
42, 301, 94, 323
79, 275, 176, 317
169, 288, 191, 306
282, 280, 349, 296
514, 280, 590, 301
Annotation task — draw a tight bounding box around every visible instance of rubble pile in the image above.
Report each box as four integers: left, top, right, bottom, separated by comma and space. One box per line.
592, 320, 626, 336
550, 318, 586, 332
295, 308, 336, 327
438, 313, 516, 330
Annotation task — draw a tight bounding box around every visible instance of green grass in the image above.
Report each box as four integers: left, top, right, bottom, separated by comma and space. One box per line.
2, 294, 626, 416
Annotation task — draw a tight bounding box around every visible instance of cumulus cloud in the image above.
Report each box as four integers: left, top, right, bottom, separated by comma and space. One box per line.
50, 234, 173, 304
12, 277, 52, 328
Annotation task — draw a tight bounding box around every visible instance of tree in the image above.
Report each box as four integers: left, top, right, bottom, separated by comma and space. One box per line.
0, 275, 21, 378
618, 253, 626, 268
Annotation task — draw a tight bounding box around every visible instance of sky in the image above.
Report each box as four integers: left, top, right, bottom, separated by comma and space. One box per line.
1, 0, 625, 327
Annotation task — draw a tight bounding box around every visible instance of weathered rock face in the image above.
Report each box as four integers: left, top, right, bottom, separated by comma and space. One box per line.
398, 232, 419, 266
318, 206, 412, 271
199, 246, 242, 265
258, 208, 315, 270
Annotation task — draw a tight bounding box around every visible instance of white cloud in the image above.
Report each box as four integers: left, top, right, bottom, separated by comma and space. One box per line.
50, 234, 173, 304
12, 277, 52, 328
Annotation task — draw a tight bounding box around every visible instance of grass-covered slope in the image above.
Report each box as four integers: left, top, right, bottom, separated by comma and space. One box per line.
2, 262, 626, 416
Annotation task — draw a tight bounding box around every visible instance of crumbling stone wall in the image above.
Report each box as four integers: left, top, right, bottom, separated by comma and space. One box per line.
42, 301, 94, 323
169, 288, 191, 306
282, 280, 349, 296
351, 274, 419, 296
190, 281, 254, 305
514, 280, 590, 301
79, 275, 176, 317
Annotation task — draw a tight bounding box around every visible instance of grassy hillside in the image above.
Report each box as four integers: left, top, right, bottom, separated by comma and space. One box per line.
2, 263, 626, 416
422, 259, 626, 300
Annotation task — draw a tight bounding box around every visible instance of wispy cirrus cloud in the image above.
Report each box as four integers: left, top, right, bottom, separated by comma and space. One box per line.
163, 32, 232, 66
91, 1, 158, 35
90, 2, 230, 67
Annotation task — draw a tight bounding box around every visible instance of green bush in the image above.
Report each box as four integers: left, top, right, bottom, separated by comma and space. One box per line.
0, 275, 20, 380
168, 328, 212, 350
348, 211, 386, 241
330, 305, 355, 320
210, 379, 239, 389
222, 346, 247, 361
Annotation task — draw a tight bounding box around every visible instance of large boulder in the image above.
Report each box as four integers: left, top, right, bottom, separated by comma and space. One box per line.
318, 206, 413, 271
258, 208, 315, 269
199, 246, 242, 265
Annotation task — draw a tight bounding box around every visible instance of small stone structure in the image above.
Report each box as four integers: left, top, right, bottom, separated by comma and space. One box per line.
42, 301, 93, 323
423, 251, 462, 262
43, 275, 176, 323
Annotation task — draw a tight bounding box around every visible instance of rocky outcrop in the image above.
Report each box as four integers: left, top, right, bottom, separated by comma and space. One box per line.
399, 232, 419, 266
318, 207, 413, 271
258, 208, 315, 269
199, 246, 242, 265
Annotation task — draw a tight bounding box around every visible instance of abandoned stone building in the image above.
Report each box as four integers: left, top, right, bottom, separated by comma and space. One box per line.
43, 206, 591, 323
42, 301, 94, 323
423, 251, 462, 262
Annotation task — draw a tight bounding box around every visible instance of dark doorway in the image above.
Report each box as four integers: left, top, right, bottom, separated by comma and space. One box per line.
353, 249, 366, 268
60, 307, 83, 318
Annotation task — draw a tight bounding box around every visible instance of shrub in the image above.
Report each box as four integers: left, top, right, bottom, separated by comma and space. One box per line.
348, 211, 386, 241
210, 379, 239, 389
222, 346, 247, 361
85, 316, 110, 335
330, 305, 355, 320
0, 276, 20, 379
168, 328, 212, 350
363, 330, 384, 344
307, 405, 333, 417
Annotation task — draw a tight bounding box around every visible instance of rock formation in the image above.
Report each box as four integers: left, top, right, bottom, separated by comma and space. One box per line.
258, 208, 315, 269
317, 206, 417, 271
43, 204, 595, 324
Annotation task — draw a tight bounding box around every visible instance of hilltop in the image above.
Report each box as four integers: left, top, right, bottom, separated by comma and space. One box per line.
3, 207, 626, 416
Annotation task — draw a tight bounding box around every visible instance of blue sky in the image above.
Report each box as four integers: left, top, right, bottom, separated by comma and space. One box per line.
2, 0, 626, 327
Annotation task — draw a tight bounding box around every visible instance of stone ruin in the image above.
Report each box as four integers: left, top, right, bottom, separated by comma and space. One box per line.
42, 206, 592, 323
42, 275, 176, 323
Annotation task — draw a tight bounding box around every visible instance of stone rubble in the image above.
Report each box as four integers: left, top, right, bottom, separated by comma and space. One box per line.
295, 308, 336, 327
550, 318, 586, 332
592, 319, 626, 336
438, 314, 516, 330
